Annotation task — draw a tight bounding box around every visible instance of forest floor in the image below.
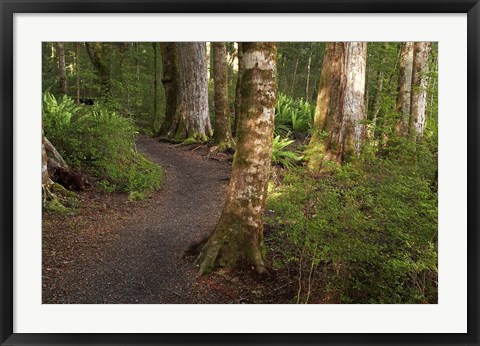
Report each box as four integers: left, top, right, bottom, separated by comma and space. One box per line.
43, 136, 286, 304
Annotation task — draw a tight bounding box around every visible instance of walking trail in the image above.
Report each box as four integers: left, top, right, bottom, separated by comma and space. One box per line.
43, 136, 238, 303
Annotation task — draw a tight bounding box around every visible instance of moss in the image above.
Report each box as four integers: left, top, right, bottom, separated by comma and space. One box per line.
45, 198, 70, 215
51, 182, 76, 198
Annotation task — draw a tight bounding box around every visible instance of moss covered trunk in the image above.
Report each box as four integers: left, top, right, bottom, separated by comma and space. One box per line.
409, 42, 431, 140
395, 42, 414, 136
176, 42, 212, 141
307, 42, 367, 168
197, 42, 278, 275
212, 42, 234, 150
157, 43, 181, 138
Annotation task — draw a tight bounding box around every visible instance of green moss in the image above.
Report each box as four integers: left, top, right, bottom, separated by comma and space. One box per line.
45, 198, 70, 214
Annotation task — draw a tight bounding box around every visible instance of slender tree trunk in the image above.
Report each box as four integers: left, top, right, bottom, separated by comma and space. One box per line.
175, 42, 212, 141
57, 42, 68, 95
196, 43, 278, 275
290, 57, 299, 95
307, 42, 367, 167
158, 43, 181, 138
305, 44, 314, 102
75, 43, 81, 104
85, 42, 111, 98
233, 42, 244, 136
394, 42, 414, 136
409, 42, 431, 139
212, 42, 234, 150
152, 42, 158, 131
42, 128, 53, 192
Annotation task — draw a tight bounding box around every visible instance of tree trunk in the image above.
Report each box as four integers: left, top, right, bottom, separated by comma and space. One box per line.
157, 43, 181, 138
212, 42, 234, 150
152, 42, 158, 131
85, 42, 111, 98
176, 42, 212, 141
233, 42, 244, 136
394, 42, 414, 136
307, 42, 367, 168
305, 44, 314, 102
290, 57, 299, 95
42, 128, 53, 192
57, 42, 68, 95
75, 43, 81, 104
196, 42, 278, 275
409, 42, 431, 139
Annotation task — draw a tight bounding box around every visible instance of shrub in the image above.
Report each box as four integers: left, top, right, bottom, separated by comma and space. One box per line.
271, 135, 302, 169
266, 144, 438, 304
275, 94, 314, 136
43, 92, 162, 194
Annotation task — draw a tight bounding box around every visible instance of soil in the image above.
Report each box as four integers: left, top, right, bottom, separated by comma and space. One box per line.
42, 136, 287, 304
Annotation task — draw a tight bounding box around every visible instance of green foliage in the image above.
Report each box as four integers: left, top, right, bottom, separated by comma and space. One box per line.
275, 93, 314, 137
266, 141, 437, 303
271, 135, 302, 169
43, 92, 162, 194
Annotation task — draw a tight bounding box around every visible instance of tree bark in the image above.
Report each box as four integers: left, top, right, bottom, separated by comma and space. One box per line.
305, 43, 314, 102
196, 42, 278, 275
152, 42, 158, 131
57, 42, 68, 95
42, 128, 53, 191
157, 43, 181, 138
233, 42, 244, 136
307, 42, 367, 168
85, 42, 111, 98
176, 42, 212, 141
212, 42, 234, 150
75, 42, 81, 104
409, 42, 431, 139
394, 42, 414, 136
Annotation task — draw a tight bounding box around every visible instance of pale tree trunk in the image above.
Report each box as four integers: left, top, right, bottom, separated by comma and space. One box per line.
85, 42, 111, 98
176, 42, 212, 141
157, 43, 181, 138
307, 42, 367, 168
42, 128, 53, 193
305, 43, 314, 102
212, 42, 234, 150
394, 42, 414, 136
233, 42, 244, 136
57, 42, 68, 95
409, 42, 431, 139
196, 42, 278, 275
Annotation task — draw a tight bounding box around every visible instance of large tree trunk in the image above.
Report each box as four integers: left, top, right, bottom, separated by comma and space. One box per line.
196, 42, 278, 275
57, 42, 68, 95
409, 42, 431, 139
85, 42, 111, 98
157, 43, 183, 138
394, 42, 414, 136
233, 42, 244, 136
307, 42, 367, 168
212, 42, 234, 150
176, 42, 212, 141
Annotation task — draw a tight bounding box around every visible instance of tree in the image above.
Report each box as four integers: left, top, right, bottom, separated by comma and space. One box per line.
157, 42, 181, 138
152, 42, 159, 131
196, 42, 278, 275
307, 42, 367, 168
176, 42, 212, 142
212, 42, 234, 150
85, 42, 111, 98
233, 42, 244, 136
409, 42, 431, 139
395, 42, 414, 136
57, 42, 67, 95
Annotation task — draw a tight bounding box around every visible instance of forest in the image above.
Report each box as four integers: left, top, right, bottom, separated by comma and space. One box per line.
42, 42, 438, 304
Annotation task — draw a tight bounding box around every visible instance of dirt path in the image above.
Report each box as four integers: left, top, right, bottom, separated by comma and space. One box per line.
43, 137, 233, 303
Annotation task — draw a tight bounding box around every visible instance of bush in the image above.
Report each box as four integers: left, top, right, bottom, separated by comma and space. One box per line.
266, 144, 438, 304
271, 135, 302, 169
43, 92, 162, 194
275, 93, 314, 137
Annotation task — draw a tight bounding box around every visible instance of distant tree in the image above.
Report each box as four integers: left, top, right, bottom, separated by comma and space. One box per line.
409, 42, 431, 139
85, 42, 111, 97
212, 42, 234, 150
176, 42, 212, 141
307, 42, 367, 168
157, 42, 181, 138
57, 42, 67, 95
152, 42, 159, 131
233, 42, 244, 136
395, 42, 414, 136
196, 42, 278, 275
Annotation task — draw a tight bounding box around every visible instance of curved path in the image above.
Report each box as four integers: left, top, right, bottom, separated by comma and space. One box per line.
43, 137, 231, 303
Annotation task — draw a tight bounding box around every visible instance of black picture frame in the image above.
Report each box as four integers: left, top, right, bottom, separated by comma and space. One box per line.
1, 1, 479, 345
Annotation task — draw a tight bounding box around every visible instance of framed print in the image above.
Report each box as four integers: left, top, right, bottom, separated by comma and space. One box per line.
1, 0, 479, 345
